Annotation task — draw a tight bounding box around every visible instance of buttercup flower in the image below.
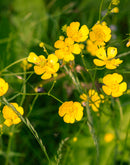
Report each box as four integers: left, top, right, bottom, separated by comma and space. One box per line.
58, 101, 84, 123
102, 73, 127, 97
111, 0, 120, 5
80, 89, 104, 112
104, 133, 114, 143
89, 23, 111, 46
111, 7, 119, 13
54, 37, 82, 62
0, 78, 9, 96
86, 39, 99, 56
93, 47, 123, 69
28, 52, 59, 79
66, 22, 89, 42
2, 103, 24, 127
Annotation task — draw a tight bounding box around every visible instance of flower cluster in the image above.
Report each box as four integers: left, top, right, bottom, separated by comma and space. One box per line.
54, 22, 89, 62
80, 89, 104, 112
89, 22, 111, 46
28, 52, 59, 79
58, 101, 84, 123
2, 103, 24, 127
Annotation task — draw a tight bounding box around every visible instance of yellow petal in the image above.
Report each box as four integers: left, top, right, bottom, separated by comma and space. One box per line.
28, 52, 39, 64
102, 85, 112, 95
119, 82, 127, 92
112, 91, 123, 97
79, 25, 89, 41
72, 44, 81, 54
107, 47, 117, 59
96, 47, 107, 60
54, 40, 65, 48
112, 73, 123, 83
103, 74, 112, 85
63, 114, 71, 123
4, 119, 13, 127
67, 22, 80, 38
65, 37, 74, 45
93, 59, 106, 66
41, 73, 52, 80
48, 54, 58, 64
34, 66, 44, 75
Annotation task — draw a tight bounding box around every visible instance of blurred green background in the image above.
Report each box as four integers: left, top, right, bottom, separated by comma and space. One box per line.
0, 0, 130, 164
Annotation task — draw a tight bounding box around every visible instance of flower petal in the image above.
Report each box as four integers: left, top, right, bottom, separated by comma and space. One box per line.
93, 59, 106, 66
102, 85, 112, 95
34, 66, 44, 75
96, 47, 107, 60
107, 47, 117, 59
119, 82, 127, 92
28, 52, 40, 64
72, 44, 81, 54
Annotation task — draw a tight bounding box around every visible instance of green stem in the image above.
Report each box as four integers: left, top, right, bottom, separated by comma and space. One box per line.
117, 51, 130, 58
48, 93, 63, 104
5, 133, 13, 165
99, 0, 104, 22
2, 97, 51, 164
0, 57, 27, 73
116, 98, 123, 121
64, 65, 82, 93
86, 102, 99, 164
20, 69, 27, 106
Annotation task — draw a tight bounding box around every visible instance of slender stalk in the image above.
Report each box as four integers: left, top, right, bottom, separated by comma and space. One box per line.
117, 51, 130, 58
5, 133, 13, 165
48, 93, 63, 104
99, 0, 104, 22
0, 57, 27, 73
116, 98, 123, 121
2, 97, 51, 164
86, 102, 99, 164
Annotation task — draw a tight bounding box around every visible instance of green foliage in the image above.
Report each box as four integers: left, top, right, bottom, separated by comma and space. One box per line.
0, 0, 130, 165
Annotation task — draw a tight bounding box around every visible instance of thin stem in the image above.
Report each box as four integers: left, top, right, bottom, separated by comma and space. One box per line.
2, 97, 51, 164
116, 98, 123, 121
48, 80, 56, 95
48, 93, 63, 104
5, 133, 13, 165
99, 0, 104, 22
20, 69, 27, 106
0, 57, 27, 73
86, 102, 99, 164
117, 51, 130, 58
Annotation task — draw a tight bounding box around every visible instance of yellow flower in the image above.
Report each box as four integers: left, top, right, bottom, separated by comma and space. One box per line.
80, 90, 104, 112
104, 133, 114, 143
2, 103, 24, 127
58, 101, 84, 123
111, 7, 119, 13
0, 78, 9, 97
86, 39, 99, 56
126, 40, 130, 47
39, 42, 44, 47
89, 23, 111, 46
73, 137, 78, 142
66, 22, 89, 42
28, 52, 59, 80
93, 47, 123, 69
54, 37, 82, 62
111, 0, 120, 5
102, 73, 127, 97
